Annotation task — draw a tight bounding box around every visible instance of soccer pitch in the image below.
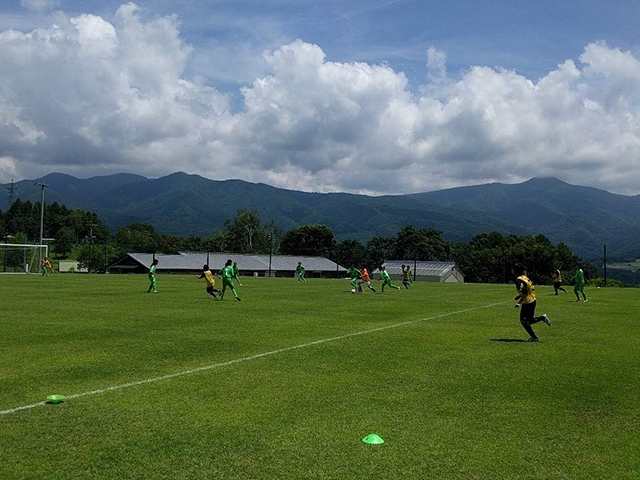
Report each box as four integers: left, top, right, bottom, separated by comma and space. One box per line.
1, 275, 638, 479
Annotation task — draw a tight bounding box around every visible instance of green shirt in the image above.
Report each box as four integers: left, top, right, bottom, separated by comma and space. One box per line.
221, 265, 234, 280
347, 267, 361, 279
296, 265, 305, 274
575, 269, 585, 284
148, 264, 156, 279
380, 269, 392, 282
233, 265, 239, 276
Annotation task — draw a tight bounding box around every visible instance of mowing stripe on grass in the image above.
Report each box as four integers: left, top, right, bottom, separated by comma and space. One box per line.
0, 300, 508, 416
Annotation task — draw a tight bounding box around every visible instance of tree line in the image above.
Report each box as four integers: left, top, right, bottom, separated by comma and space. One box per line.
0, 200, 595, 283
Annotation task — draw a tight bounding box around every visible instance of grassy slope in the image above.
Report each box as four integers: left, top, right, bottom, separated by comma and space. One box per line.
0, 275, 638, 479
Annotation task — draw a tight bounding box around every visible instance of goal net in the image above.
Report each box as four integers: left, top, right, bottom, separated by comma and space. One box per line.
0, 244, 49, 274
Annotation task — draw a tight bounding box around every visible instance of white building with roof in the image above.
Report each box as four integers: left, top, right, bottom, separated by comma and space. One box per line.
374, 260, 464, 283
106, 252, 346, 278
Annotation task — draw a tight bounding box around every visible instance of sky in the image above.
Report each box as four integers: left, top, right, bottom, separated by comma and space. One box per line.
1, 0, 640, 195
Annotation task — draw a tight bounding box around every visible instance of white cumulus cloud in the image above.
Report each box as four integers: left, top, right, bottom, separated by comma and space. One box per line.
1, 4, 640, 195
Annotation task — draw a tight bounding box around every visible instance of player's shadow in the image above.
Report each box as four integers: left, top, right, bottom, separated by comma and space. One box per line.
489, 338, 531, 343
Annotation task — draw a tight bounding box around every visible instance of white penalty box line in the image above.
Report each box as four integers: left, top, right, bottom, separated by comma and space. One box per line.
0, 301, 508, 416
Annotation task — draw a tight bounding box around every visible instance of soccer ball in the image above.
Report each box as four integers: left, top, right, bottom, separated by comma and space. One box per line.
351, 288, 356, 294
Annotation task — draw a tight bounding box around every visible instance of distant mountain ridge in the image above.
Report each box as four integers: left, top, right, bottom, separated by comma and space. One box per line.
2, 173, 639, 260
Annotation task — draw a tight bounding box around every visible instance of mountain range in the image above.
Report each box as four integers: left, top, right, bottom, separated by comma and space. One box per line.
3, 172, 640, 261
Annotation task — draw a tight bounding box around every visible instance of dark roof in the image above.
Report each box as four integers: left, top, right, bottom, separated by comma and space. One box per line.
117, 252, 346, 272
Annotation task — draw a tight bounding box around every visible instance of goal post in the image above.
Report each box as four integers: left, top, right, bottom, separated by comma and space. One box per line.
0, 244, 49, 274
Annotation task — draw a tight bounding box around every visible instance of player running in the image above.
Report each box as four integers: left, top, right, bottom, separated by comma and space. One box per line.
405, 264, 413, 286
358, 266, 376, 293
220, 259, 242, 301
573, 267, 587, 302
553, 269, 567, 295
195, 264, 220, 299
41, 258, 53, 276
379, 265, 400, 293
512, 264, 551, 342
232, 261, 242, 286
401, 265, 411, 289
147, 259, 159, 293
296, 262, 307, 282
347, 266, 361, 291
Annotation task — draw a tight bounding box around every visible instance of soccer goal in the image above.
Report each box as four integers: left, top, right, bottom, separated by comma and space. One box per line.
0, 244, 49, 274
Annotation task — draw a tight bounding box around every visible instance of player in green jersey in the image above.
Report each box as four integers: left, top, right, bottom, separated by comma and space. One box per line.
196, 264, 220, 299
573, 267, 587, 302
379, 265, 400, 293
220, 259, 242, 301
232, 261, 242, 286
347, 266, 361, 291
296, 262, 307, 282
147, 259, 158, 293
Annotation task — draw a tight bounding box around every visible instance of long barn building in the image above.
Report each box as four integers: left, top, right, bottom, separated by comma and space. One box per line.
107, 252, 347, 278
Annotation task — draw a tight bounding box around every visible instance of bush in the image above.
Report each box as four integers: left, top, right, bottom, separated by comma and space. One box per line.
590, 277, 625, 288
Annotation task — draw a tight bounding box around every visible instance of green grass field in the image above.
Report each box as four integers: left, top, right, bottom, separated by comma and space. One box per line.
1, 275, 638, 479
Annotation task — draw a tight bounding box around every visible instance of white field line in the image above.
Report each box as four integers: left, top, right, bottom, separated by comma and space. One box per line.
1, 301, 508, 416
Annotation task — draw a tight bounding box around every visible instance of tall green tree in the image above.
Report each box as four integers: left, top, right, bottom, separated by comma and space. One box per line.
279, 225, 335, 257
366, 236, 396, 267
394, 225, 451, 261
224, 208, 269, 253
207, 230, 230, 253
53, 227, 75, 258
115, 223, 159, 253
333, 239, 367, 268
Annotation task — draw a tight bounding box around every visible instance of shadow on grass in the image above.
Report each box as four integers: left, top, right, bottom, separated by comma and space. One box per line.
489, 338, 531, 343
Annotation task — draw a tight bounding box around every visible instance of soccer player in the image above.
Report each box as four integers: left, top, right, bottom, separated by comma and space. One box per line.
232, 261, 242, 286
512, 264, 551, 342
553, 269, 567, 295
379, 265, 400, 293
296, 262, 307, 282
147, 259, 159, 293
573, 267, 587, 302
358, 266, 376, 293
220, 259, 242, 301
401, 265, 411, 289
196, 264, 220, 299
41, 258, 52, 276
347, 266, 362, 291
405, 264, 413, 286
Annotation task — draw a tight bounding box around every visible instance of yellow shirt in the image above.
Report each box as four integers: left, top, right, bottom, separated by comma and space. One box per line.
203, 270, 216, 287
554, 271, 562, 282
516, 275, 536, 304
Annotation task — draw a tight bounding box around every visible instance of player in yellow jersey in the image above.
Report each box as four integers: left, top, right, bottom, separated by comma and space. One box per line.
195, 264, 220, 299
401, 265, 411, 289
512, 265, 551, 342
553, 269, 567, 295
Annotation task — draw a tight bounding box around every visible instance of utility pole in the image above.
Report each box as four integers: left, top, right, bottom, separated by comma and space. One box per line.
603, 244, 607, 287
86, 223, 97, 273
268, 229, 274, 278
35, 182, 49, 274
7, 180, 16, 207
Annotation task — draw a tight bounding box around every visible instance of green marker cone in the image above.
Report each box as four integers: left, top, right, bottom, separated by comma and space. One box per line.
46, 394, 65, 404
362, 434, 384, 445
